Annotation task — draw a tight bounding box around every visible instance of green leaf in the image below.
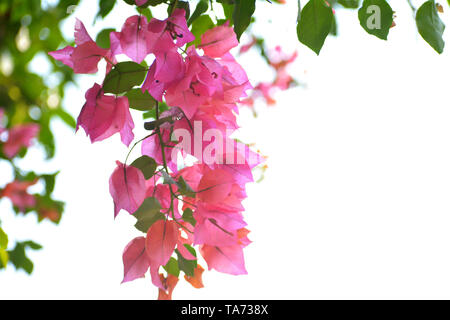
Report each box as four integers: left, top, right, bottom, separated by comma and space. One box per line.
97, 0, 116, 19
125, 89, 157, 111
0, 249, 8, 268
233, 0, 256, 41
96, 28, 115, 49
177, 176, 196, 198
8, 241, 41, 274
182, 208, 196, 227
0, 227, 8, 250
188, 0, 209, 26
22, 241, 43, 251
337, 0, 360, 8
103, 62, 147, 95
416, 0, 445, 54
41, 172, 59, 195
54, 108, 76, 129
358, 0, 394, 40
133, 198, 164, 233
131, 156, 157, 180
221, 2, 234, 25
142, 102, 170, 119
189, 14, 215, 47
176, 245, 197, 277
297, 0, 334, 55
163, 257, 180, 277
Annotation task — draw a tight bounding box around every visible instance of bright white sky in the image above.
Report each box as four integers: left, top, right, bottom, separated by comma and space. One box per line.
1, 0, 450, 299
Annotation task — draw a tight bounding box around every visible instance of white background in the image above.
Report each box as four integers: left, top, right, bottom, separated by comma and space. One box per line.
1, 0, 450, 299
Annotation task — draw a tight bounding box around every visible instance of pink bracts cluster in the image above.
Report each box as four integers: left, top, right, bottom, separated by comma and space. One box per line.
49, 9, 262, 299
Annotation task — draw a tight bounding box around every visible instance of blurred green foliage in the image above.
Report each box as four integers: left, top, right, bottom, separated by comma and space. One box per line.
0, 0, 80, 274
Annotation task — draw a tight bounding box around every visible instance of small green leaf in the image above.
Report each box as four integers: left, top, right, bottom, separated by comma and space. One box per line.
41, 172, 59, 195
131, 156, 157, 180
177, 177, 196, 198
97, 0, 116, 18
189, 15, 215, 47
134, 198, 164, 233
54, 108, 76, 129
103, 62, 147, 95
7, 241, 41, 274
96, 28, 115, 49
163, 257, 180, 277
0, 228, 8, 250
233, 0, 256, 41
23, 241, 43, 251
188, 0, 209, 26
297, 0, 334, 55
125, 89, 157, 111
416, 0, 445, 54
358, 0, 394, 40
176, 245, 197, 277
182, 208, 196, 227
337, 0, 360, 8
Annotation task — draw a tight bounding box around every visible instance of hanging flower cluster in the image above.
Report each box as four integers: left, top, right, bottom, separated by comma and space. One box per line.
49, 7, 262, 299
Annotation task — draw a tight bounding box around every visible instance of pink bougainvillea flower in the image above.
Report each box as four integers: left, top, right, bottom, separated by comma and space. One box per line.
49, 19, 108, 74
122, 237, 150, 283
1, 180, 37, 212
197, 168, 234, 204
145, 220, 178, 267
199, 23, 238, 58
3, 123, 39, 159
145, 220, 178, 289
165, 47, 223, 118
147, 8, 194, 54
77, 83, 135, 146
109, 161, 146, 217
194, 203, 247, 247
111, 15, 149, 63
142, 49, 185, 101
200, 244, 247, 276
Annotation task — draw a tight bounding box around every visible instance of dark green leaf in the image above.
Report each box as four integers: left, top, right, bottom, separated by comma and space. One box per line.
188, 0, 209, 26
96, 28, 115, 49
133, 198, 164, 233
131, 156, 157, 180
297, 0, 334, 55
416, 0, 445, 54
163, 257, 180, 277
358, 0, 394, 40
8, 241, 41, 274
41, 172, 59, 195
97, 0, 116, 19
176, 245, 197, 277
103, 62, 147, 95
177, 176, 196, 198
182, 208, 196, 227
125, 89, 157, 111
233, 0, 256, 40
